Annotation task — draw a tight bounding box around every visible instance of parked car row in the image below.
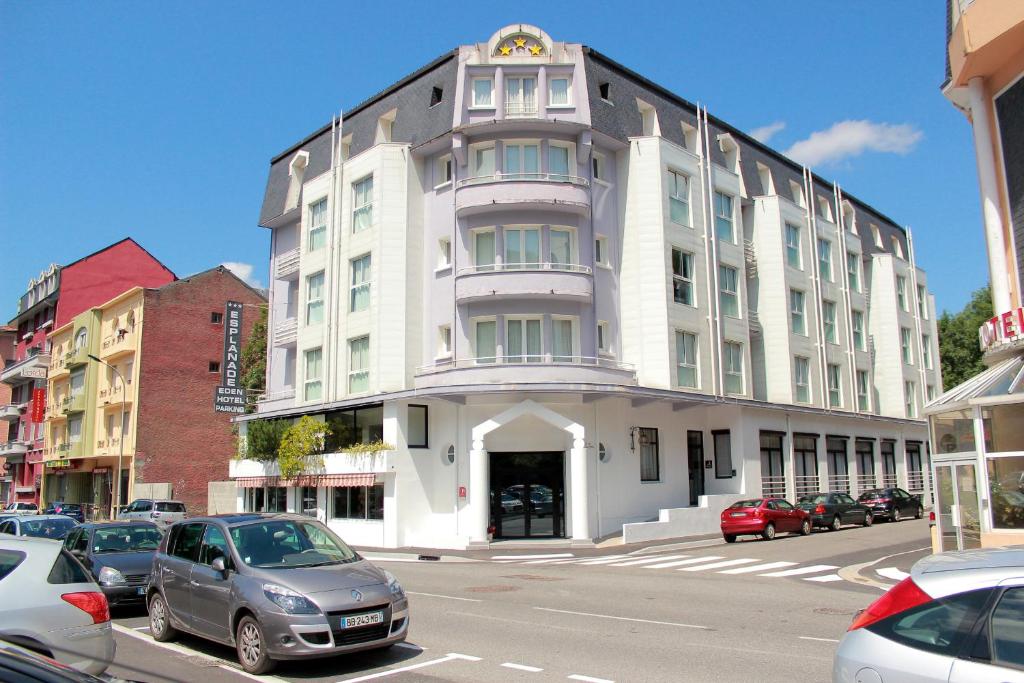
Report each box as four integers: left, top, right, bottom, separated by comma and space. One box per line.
721, 488, 924, 542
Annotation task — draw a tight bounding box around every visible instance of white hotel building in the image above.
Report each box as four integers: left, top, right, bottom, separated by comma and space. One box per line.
233, 25, 943, 549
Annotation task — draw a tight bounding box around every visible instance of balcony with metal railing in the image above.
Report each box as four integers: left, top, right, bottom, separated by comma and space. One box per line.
275, 248, 300, 280
415, 355, 636, 390
794, 475, 820, 498
256, 388, 296, 413
827, 475, 851, 494
455, 172, 590, 217
0, 440, 29, 457
100, 330, 137, 360
272, 317, 297, 348
855, 474, 877, 493
906, 470, 927, 493
761, 476, 786, 498
455, 262, 593, 304
880, 472, 899, 488
504, 101, 539, 119
1, 352, 51, 385
0, 404, 23, 422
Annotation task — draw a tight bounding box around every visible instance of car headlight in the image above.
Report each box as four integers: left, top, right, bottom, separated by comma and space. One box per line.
98, 566, 126, 586
383, 570, 405, 599
262, 583, 320, 615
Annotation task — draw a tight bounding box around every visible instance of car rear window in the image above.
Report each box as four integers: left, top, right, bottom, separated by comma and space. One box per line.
21, 518, 77, 539
156, 502, 186, 513
798, 495, 828, 504
729, 500, 762, 509
47, 549, 93, 585
859, 491, 883, 500
868, 587, 990, 656
0, 550, 26, 581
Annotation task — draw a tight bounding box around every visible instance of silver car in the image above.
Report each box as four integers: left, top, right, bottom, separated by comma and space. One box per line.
0, 536, 115, 675
148, 513, 409, 674
0, 514, 79, 540
834, 547, 1024, 682
118, 499, 187, 531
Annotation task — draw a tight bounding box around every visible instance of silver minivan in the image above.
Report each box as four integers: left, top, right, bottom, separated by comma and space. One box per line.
147, 513, 408, 674
117, 499, 186, 531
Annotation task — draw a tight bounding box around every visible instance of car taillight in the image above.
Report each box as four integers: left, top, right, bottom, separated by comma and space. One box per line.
814, 504, 826, 514
848, 577, 931, 631
877, 498, 891, 504
62, 592, 111, 624
929, 511, 935, 522
752, 508, 762, 518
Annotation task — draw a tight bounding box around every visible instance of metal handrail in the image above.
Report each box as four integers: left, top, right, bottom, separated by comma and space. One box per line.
416, 355, 635, 375
827, 475, 851, 493
456, 172, 590, 189
761, 476, 787, 498
456, 262, 593, 277
794, 475, 820, 497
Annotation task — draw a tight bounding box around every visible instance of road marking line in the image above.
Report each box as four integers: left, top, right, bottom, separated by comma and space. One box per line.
799, 636, 840, 643
132, 626, 151, 631
572, 555, 634, 565
339, 653, 476, 682
678, 558, 758, 572
520, 558, 580, 564
718, 561, 796, 575
492, 553, 573, 560
394, 642, 425, 651
759, 564, 838, 577
645, 556, 724, 569
876, 566, 910, 581
533, 606, 708, 630
502, 662, 544, 672
804, 573, 843, 583
406, 591, 482, 603
608, 555, 690, 567
568, 675, 615, 683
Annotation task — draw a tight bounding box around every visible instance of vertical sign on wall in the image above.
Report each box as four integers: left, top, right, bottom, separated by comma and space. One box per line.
214, 301, 246, 414
31, 387, 46, 423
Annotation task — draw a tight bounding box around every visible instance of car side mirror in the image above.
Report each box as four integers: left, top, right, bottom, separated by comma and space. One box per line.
211, 556, 228, 575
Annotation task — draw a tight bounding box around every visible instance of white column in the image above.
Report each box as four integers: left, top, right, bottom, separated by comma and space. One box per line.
469, 440, 489, 544
570, 437, 590, 541
968, 76, 1012, 312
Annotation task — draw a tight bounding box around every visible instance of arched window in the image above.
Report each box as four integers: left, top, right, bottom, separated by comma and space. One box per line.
74, 327, 88, 349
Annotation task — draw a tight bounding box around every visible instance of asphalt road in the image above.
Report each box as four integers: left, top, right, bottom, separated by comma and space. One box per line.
105, 518, 933, 683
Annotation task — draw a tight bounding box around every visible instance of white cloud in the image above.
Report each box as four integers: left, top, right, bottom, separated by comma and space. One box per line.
749, 121, 786, 144
784, 120, 923, 167
222, 262, 263, 289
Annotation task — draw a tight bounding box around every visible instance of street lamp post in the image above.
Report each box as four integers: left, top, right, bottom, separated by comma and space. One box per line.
88, 354, 125, 520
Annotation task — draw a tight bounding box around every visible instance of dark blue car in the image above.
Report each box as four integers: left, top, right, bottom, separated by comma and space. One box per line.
44, 501, 86, 523
63, 521, 163, 607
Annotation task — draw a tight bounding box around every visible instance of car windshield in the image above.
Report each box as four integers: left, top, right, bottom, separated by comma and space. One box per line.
729, 500, 763, 509
93, 525, 162, 553
798, 495, 829, 504
21, 518, 76, 538
230, 520, 359, 569
155, 502, 185, 513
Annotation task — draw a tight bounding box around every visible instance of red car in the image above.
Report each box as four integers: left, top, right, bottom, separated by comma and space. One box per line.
720, 498, 811, 542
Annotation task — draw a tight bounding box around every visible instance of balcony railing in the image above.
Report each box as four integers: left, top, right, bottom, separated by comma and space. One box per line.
827, 475, 851, 494
0, 440, 29, 456
855, 474, 877, 493
275, 248, 300, 279
456, 172, 590, 189
273, 317, 298, 347
761, 476, 786, 498
0, 404, 23, 422
794, 475, 820, 498
906, 470, 927, 493
456, 262, 593, 277
880, 473, 898, 488
64, 345, 90, 368
100, 330, 136, 358
416, 355, 634, 375
504, 102, 538, 118
257, 388, 296, 403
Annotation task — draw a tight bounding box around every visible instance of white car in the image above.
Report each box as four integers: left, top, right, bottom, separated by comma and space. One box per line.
834, 547, 1024, 682
3, 502, 39, 516
0, 535, 115, 675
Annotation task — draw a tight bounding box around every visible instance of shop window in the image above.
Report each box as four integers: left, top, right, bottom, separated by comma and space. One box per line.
331, 484, 384, 520
987, 455, 1024, 530
982, 404, 1024, 452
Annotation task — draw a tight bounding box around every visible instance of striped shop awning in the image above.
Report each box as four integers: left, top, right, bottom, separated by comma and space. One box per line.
235, 473, 376, 488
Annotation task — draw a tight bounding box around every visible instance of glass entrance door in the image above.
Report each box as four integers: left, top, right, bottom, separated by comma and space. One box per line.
490, 452, 565, 539
935, 461, 982, 551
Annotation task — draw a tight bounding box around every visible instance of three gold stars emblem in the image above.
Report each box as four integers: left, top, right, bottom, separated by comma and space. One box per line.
497, 36, 543, 56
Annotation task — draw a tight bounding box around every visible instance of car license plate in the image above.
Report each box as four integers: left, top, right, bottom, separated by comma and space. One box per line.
136, 587, 146, 596
341, 611, 383, 629
730, 512, 746, 517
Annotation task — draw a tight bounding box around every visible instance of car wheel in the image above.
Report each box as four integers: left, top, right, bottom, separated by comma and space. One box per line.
915, 506, 923, 520
892, 508, 901, 523
149, 593, 177, 642
723, 534, 736, 543
236, 616, 276, 675
800, 519, 811, 536
761, 523, 776, 541
863, 513, 873, 527
830, 515, 842, 532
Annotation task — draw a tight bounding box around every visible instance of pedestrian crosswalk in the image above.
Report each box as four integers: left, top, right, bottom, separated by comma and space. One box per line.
492, 552, 844, 583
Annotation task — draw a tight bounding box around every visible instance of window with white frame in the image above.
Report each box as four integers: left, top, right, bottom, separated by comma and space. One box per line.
471, 144, 495, 180
917, 284, 928, 319
549, 227, 574, 265
817, 238, 833, 281
719, 265, 739, 318
714, 192, 734, 242
552, 317, 576, 362
350, 254, 371, 312
817, 196, 833, 222
352, 175, 373, 233
436, 155, 453, 187
723, 341, 743, 395
308, 198, 327, 252
897, 276, 908, 311
823, 300, 837, 344
548, 76, 571, 106
505, 317, 542, 363
785, 223, 802, 269
306, 271, 325, 325
891, 236, 905, 259
794, 356, 810, 403
438, 237, 451, 269
790, 289, 806, 335
901, 327, 913, 364
348, 336, 369, 393
474, 319, 496, 364
505, 76, 537, 117
827, 363, 842, 408
505, 227, 541, 268
438, 325, 451, 358
592, 154, 606, 182
857, 370, 870, 411
926, 384, 935, 402
922, 335, 932, 369
598, 321, 611, 355
676, 331, 698, 389
672, 248, 694, 306
473, 229, 496, 270
904, 380, 917, 418
595, 236, 609, 267
304, 347, 322, 401
548, 143, 571, 181
847, 253, 860, 292
871, 224, 883, 248
852, 310, 865, 350
668, 170, 690, 226
503, 141, 539, 179
471, 77, 493, 107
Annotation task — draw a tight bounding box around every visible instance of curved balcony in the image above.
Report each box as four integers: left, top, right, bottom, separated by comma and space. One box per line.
0, 404, 23, 422
455, 263, 593, 303
414, 355, 636, 390
455, 173, 590, 217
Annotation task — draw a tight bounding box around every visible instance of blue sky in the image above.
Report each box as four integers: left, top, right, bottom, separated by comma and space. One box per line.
0, 2, 984, 316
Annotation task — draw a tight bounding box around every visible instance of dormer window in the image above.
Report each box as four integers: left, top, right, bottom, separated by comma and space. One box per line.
789, 180, 805, 208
